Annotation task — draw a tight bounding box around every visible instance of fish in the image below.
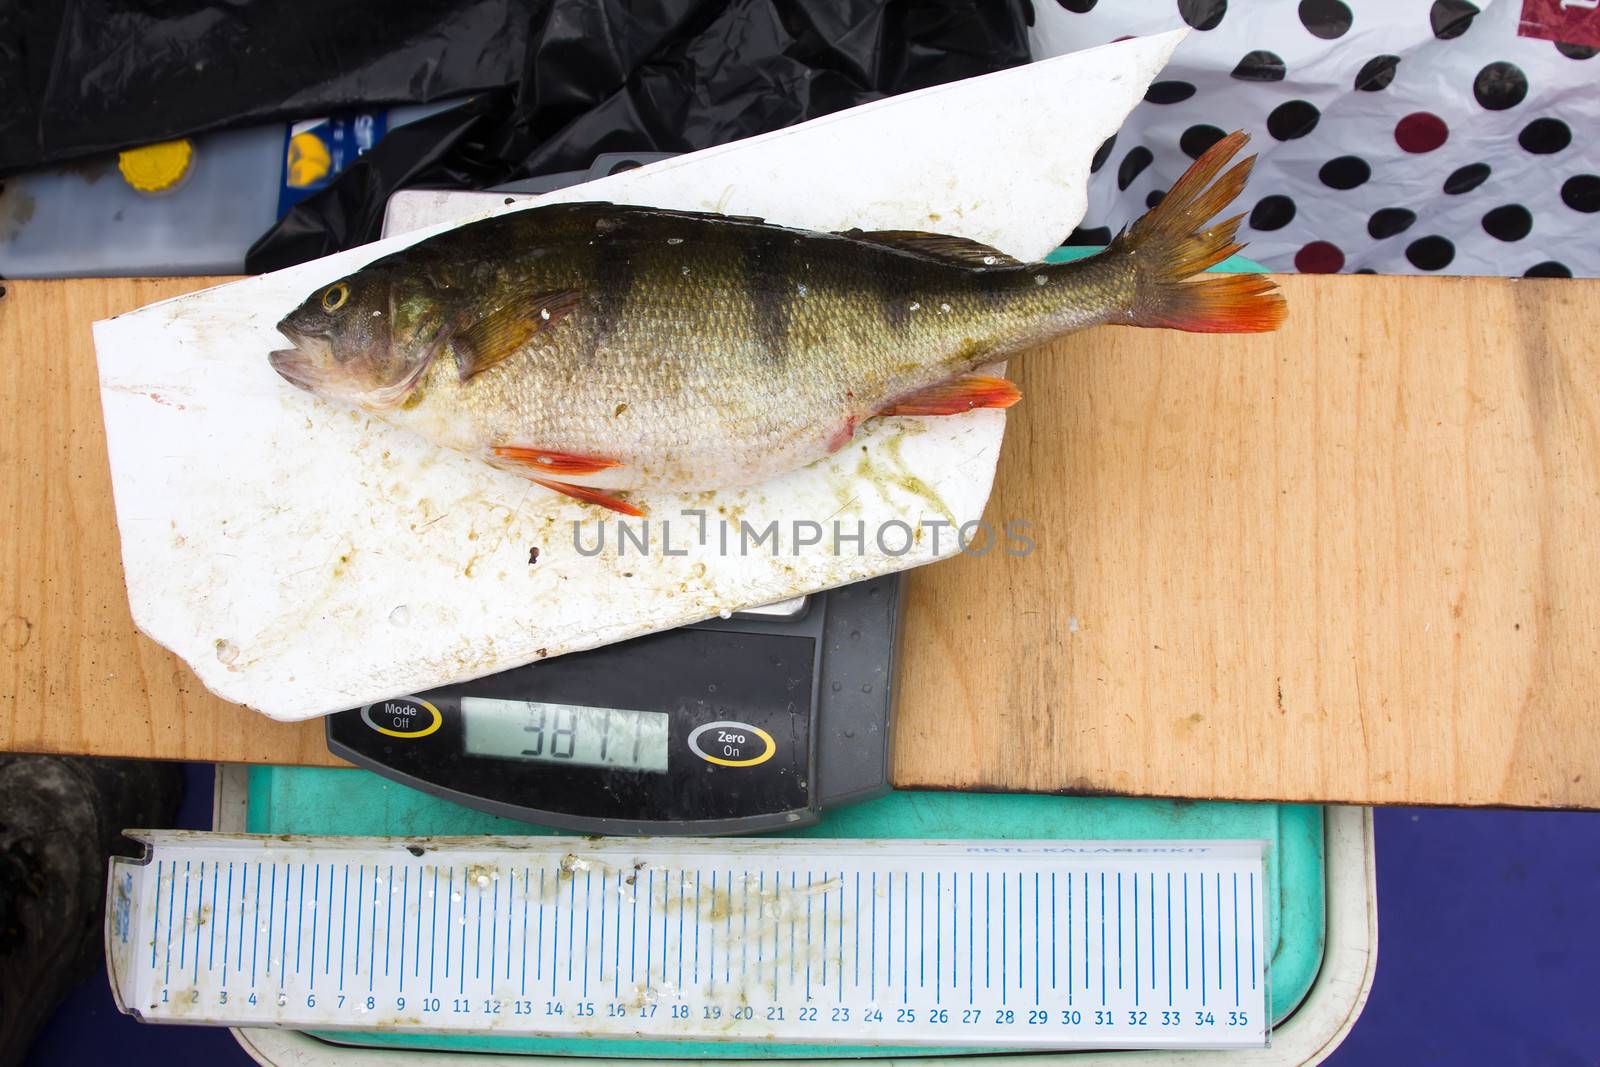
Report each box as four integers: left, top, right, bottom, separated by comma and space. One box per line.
270, 130, 1284, 516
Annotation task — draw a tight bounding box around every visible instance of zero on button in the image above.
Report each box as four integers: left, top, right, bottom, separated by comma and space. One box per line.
687, 720, 775, 767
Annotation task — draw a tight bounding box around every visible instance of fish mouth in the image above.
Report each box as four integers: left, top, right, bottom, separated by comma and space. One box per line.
268, 325, 332, 393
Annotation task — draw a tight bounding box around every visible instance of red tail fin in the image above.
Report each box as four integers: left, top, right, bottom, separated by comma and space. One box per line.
1113, 130, 1287, 334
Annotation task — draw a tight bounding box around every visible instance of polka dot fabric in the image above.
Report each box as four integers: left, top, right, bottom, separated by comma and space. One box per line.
1029, 0, 1598, 277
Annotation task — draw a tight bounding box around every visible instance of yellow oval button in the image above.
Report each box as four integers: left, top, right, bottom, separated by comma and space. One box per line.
687, 721, 775, 767
360, 698, 442, 739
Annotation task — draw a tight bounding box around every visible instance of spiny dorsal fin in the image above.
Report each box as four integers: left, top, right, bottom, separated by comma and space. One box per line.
454, 288, 582, 381
835, 229, 1024, 268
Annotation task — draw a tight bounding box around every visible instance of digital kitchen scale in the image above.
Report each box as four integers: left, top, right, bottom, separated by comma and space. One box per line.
327, 575, 904, 835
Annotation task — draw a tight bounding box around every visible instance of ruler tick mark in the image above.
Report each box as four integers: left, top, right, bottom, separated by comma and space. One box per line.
1099, 872, 1106, 1008
428, 867, 438, 996
822, 871, 831, 990
164, 860, 177, 985
646, 868, 655, 990
151, 859, 163, 972
322, 863, 334, 980
251, 862, 262, 988
1199, 869, 1206, 1007
972, 870, 985, 998
1215, 872, 1223, 994
568, 867, 578, 988
807, 871, 814, 1002
264, 863, 276, 979
1183, 871, 1190, 991
282, 864, 292, 987
935, 872, 942, 1004
397, 867, 407, 991
967, 872, 973, 1006
179, 861, 191, 976
871, 871, 878, 1000
339, 863, 349, 989
1249, 871, 1257, 991
475, 871, 485, 983
222, 862, 234, 988
1017, 869, 1023, 992
460, 867, 470, 995
598, 870, 608, 989
204, 857, 214, 985
372, 864, 382, 990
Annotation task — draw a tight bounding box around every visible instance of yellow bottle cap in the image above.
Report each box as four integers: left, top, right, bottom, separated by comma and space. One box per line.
117, 139, 195, 193
285, 130, 333, 188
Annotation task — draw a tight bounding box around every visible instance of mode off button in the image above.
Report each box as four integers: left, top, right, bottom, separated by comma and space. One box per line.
360, 697, 443, 739
687, 720, 776, 768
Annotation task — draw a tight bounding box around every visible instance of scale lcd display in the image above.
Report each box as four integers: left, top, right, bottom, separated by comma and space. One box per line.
461, 697, 670, 773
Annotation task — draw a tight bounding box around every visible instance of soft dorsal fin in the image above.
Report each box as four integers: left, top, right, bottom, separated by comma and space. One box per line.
834, 229, 1024, 268
454, 288, 582, 381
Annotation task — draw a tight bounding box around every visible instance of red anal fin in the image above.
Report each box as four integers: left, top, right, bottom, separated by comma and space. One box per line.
530, 477, 645, 517
879, 375, 1021, 417
492, 446, 623, 476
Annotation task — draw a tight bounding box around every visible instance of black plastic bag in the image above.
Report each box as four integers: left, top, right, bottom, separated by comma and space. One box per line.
3, 0, 1028, 270
0, 0, 532, 174
249, 0, 1030, 269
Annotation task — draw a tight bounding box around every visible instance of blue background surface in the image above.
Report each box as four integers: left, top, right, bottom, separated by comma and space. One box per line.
21, 766, 1600, 1065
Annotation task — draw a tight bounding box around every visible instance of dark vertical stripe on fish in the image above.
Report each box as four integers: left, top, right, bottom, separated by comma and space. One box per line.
876, 265, 912, 336
744, 233, 792, 368
586, 231, 635, 365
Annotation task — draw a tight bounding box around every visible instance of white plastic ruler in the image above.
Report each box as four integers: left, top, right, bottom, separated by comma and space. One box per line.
108, 833, 1267, 1049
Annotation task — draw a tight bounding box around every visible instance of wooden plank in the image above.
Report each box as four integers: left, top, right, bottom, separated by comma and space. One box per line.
2, 275, 1598, 806
0, 278, 335, 767
893, 272, 1600, 808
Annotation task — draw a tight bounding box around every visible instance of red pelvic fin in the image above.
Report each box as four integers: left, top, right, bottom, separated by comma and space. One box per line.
491, 446, 624, 476
879, 375, 1022, 417
529, 477, 645, 517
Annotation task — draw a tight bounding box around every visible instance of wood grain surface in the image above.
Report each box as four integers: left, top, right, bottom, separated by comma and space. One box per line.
2, 275, 1598, 807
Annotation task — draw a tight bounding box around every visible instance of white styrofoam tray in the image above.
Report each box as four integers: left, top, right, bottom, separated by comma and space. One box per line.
92, 31, 1184, 720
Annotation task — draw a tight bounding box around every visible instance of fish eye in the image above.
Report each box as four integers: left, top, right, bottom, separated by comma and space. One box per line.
321, 282, 350, 312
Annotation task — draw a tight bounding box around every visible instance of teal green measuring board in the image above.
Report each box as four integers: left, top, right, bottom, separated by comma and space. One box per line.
234, 766, 1323, 1057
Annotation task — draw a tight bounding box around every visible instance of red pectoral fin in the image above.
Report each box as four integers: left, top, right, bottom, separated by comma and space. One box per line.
878, 375, 1022, 417
492, 446, 624, 476
530, 477, 645, 517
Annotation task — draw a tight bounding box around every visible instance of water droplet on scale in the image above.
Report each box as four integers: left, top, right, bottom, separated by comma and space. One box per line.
849, 629, 861, 640
389, 604, 411, 627
860, 683, 873, 694
830, 681, 843, 693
